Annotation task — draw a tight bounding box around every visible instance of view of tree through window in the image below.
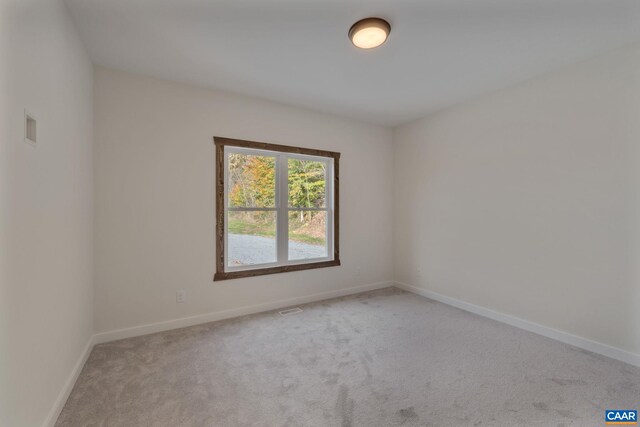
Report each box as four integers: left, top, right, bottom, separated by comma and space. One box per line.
215, 137, 339, 281
288, 159, 327, 260
228, 154, 276, 208
226, 152, 328, 267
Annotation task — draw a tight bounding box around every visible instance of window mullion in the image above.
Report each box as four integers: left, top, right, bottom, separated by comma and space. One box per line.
326, 158, 333, 261
224, 149, 230, 270
276, 154, 288, 264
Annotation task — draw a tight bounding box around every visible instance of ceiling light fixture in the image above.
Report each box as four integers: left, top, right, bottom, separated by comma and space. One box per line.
349, 18, 391, 49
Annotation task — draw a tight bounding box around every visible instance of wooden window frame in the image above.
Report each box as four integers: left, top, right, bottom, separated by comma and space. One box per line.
214, 136, 340, 281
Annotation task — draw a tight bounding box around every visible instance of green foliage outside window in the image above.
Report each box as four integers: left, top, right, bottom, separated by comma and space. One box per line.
228, 154, 327, 245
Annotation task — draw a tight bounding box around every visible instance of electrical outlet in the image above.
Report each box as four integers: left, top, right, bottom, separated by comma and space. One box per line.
176, 290, 186, 303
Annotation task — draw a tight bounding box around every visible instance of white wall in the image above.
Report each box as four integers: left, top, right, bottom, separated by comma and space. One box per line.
93, 67, 394, 334
394, 45, 640, 357
0, 0, 94, 426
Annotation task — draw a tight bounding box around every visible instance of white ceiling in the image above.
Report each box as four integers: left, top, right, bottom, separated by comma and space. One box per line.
65, 0, 640, 126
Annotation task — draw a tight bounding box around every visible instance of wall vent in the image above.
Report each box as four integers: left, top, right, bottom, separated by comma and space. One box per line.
25, 110, 36, 145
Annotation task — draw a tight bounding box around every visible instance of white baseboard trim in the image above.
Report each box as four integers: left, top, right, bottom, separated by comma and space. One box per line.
94, 281, 393, 344
394, 281, 640, 368
43, 335, 95, 427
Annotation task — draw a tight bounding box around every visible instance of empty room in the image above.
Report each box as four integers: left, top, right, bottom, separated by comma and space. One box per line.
2, 0, 640, 426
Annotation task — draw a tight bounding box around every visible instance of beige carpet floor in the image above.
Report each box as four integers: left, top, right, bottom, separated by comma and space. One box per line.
56, 287, 640, 426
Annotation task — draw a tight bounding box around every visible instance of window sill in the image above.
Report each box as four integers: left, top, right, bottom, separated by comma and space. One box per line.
214, 259, 340, 281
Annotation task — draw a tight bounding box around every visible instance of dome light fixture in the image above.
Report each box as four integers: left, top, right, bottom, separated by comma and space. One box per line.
349, 17, 391, 49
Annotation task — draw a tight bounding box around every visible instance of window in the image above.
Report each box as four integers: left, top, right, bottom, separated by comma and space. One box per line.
214, 137, 340, 280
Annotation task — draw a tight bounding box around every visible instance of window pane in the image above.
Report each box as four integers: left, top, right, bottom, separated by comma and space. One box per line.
228, 153, 276, 208
288, 159, 326, 208
288, 210, 327, 261
228, 211, 276, 266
